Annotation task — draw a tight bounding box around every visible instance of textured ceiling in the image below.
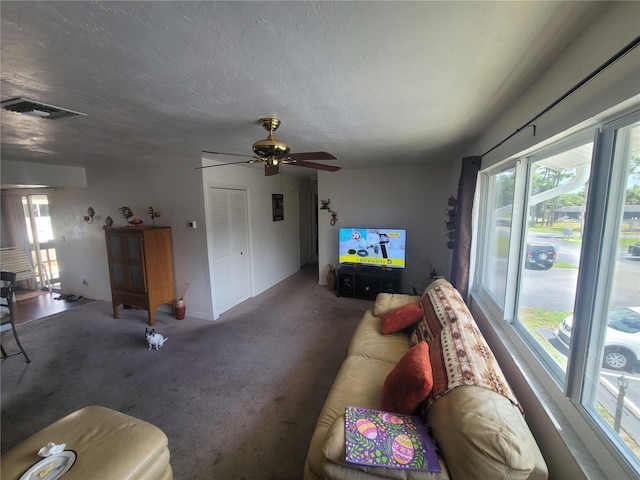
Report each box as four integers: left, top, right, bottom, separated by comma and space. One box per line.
0, 1, 606, 177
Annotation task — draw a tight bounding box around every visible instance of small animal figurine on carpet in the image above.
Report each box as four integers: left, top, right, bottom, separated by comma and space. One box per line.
145, 328, 168, 351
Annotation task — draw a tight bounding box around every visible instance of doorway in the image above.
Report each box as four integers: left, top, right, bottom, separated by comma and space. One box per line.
23, 194, 59, 290
1, 193, 59, 292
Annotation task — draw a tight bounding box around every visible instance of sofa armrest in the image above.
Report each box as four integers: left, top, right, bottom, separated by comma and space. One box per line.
372, 293, 422, 317
427, 386, 548, 480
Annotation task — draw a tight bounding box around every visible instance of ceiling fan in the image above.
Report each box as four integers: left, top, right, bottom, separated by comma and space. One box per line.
199, 118, 340, 176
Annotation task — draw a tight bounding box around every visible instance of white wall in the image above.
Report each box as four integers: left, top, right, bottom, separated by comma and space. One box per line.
317, 163, 458, 292
1, 160, 87, 188
470, 2, 640, 167
49, 160, 212, 319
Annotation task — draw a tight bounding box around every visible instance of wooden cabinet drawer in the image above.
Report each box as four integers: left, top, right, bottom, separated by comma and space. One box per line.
112, 292, 148, 309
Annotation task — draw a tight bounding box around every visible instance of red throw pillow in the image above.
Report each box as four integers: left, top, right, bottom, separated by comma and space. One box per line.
381, 342, 433, 414
380, 302, 424, 334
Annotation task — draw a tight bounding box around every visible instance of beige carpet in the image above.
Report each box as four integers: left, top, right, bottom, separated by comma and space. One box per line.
1, 264, 373, 479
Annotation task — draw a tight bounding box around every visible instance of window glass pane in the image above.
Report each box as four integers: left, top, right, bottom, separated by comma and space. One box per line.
109, 236, 122, 259
130, 265, 145, 290
582, 120, 640, 466
127, 236, 141, 260
32, 195, 54, 242
517, 142, 593, 374
482, 168, 515, 305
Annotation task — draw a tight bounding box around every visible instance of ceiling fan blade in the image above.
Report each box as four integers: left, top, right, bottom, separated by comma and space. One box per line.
288, 151, 337, 162
196, 160, 252, 170
288, 160, 341, 172
265, 164, 280, 176
202, 150, 256, 159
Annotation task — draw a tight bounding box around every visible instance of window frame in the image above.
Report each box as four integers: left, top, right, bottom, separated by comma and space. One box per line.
513, 131, 596, 385
472, 108, 640, 479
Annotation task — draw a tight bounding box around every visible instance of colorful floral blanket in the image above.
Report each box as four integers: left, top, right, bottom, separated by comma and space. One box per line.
345, 406, 441, 472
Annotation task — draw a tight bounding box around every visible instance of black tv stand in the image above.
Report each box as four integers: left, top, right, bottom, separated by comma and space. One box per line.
336, 265, 402, 300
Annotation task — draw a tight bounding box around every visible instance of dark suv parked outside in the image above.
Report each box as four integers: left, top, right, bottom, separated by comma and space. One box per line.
525, 241, 556, 270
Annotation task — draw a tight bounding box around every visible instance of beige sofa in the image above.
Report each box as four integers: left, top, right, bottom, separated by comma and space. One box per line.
305, 279, 547, 480
1, 405, 172, 480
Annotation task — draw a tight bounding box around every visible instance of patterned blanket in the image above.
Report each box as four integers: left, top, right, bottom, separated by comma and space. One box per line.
410, 279, 520, 409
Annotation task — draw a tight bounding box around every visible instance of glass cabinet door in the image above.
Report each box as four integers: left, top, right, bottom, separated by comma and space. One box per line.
107, 232, 146, 291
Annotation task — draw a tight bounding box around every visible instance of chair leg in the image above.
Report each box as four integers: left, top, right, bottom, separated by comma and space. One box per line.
1, 343, 7, 358
9, 322, 31, 363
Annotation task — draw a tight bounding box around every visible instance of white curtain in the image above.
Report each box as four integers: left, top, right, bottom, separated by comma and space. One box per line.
1, 194, 29, 251
1, 193, 38, 288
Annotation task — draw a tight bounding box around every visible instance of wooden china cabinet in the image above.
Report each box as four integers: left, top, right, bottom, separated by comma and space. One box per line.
104, 226, 175, 326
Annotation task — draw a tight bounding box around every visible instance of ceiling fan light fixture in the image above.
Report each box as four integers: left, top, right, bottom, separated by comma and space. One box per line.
252, 135, 290, 159
252, 117, 291, 159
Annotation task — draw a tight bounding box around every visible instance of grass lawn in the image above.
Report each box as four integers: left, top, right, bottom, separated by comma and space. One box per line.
519, 307, 570, 367
519, 306, 569, 331
554, 260, 577, 269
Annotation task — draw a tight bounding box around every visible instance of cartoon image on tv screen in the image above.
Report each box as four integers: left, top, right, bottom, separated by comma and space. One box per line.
339, 228, 406, 268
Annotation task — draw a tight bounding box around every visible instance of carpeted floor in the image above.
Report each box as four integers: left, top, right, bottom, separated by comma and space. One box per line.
1, 264, 372, 479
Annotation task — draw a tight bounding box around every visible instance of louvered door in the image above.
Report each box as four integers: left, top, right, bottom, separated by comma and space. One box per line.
209, 188, 251, 314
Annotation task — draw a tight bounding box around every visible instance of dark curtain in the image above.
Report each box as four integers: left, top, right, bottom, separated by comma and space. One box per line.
451, 156, 481, 301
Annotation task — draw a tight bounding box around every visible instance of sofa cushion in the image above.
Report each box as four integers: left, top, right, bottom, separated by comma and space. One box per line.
380, 302, 424, 334
373, 293, 422, 317
348, 311, 411, 364
427, 386, 548, 480
381, 342, 433, 414
305, 355, 396, 479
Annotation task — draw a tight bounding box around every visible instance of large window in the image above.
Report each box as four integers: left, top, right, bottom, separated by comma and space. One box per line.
474, 110, 640, 476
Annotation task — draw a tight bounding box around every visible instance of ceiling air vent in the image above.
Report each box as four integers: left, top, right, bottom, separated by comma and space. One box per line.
1, 97, 86, 120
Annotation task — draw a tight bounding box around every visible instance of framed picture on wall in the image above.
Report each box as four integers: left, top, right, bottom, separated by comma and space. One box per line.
272, 194, 284, 221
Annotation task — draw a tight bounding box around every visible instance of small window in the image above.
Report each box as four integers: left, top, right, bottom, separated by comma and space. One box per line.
480, 167, 516, 307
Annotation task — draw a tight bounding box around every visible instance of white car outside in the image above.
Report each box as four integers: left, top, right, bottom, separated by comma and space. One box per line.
557, 307, 640, 372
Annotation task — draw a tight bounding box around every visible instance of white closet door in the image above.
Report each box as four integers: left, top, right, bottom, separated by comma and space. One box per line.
209, 188, 250, 314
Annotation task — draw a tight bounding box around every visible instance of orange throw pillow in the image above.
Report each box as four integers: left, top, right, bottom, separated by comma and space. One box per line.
381, 342, 433, 414
380, 302, 424, 334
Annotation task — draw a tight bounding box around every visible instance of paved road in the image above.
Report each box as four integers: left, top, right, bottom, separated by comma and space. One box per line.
520, 232, 639, 312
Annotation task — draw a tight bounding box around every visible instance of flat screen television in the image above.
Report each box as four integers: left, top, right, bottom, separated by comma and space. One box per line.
338, 228, 407, 269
